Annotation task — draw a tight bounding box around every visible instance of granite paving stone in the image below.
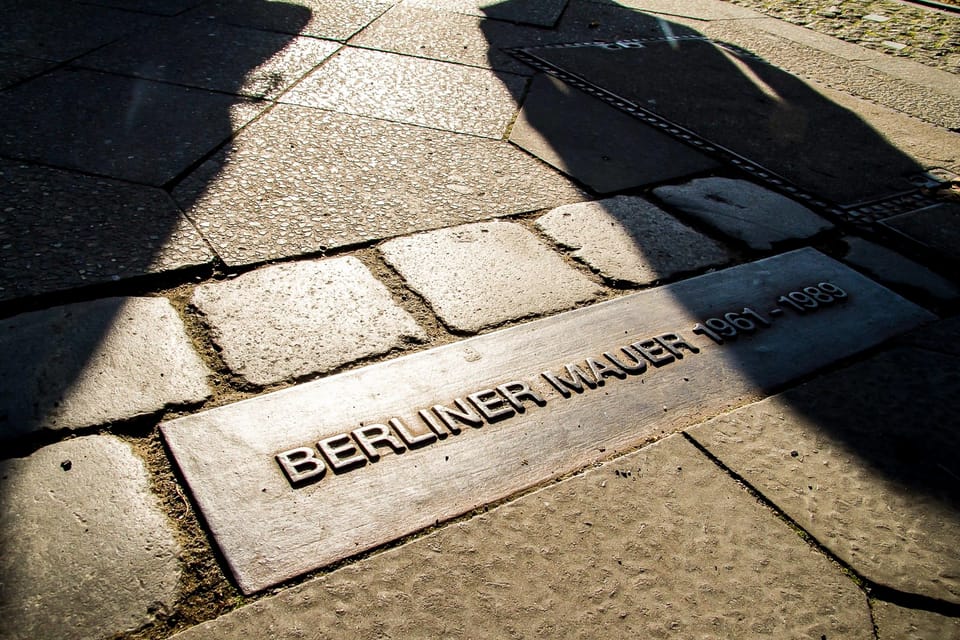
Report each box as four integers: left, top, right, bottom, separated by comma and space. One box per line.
510, 74, 719, 194
197, 0, 392, 41
687, 347, 960, 604
872, 601, 960, 640
191, 257, 427, 387
0, 0, 152, 61
84, 0, 203, 16
404, 0, 568, 27
77, 18, 340, 99
0, 297, 211, 440
0, 159, 214, 302
652, 177, 833, 250
283, 47, 525, 138
171, 435, 872, 639
536, 196, 732, 285
380, 221, 603, 333
173, 104, 586, 265
0, 68, 264, 186
0, 435, 181, 640
840, 236, 959, 303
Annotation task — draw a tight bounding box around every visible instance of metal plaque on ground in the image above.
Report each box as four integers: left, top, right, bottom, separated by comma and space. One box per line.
162, 249, 934, 593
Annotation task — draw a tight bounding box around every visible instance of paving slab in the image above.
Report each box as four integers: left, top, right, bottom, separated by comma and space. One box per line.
405, 0, 568, 27
173, 104, 586, 266
841, 236, 959, 303
881, 203, 960, 263
687, 347, 960, 604
76, 18, 340, 99
611, 0, 766, 20
85, 0, 203, 15
197, 0, 391, 41
898, 315, 960, 358
0, 297, 211, 440
380, 221, 603, 332
192, 257, 427, 387
536, 196, 733, 285
527, 37, 931, 205
0, 160, 213, 302
872, 601, 960, 640
161, 248, 933, 593
0, 0, 151, 61
652, 177, 832, 250
0, 54, 56, 90
352, 0, 696, 74
283, 47, 525, 138
0, 68, 263, 186
510, 74, 719, 194
0, 435, 181, 640
171, 435, 872, 639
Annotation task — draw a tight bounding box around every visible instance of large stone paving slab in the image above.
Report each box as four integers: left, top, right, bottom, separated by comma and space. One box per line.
380, 221, 603, 332
0, 54, 56, 90
653, 177, 832, 250
840, 236, 959, 303
0, 68, 263, 186
510, 74, 719, 194
191, 257, 427, 387
283, 47, 525, 138
76, 17, 340, 99
536, 196, 733, 286
687, 347, 960, 604
161, 249, 932, 593
0, 297, 211, 440
198, 0, 392, 41
173, 104, 585, 266
171, 435, 872, 639
405, 0, 568, 27
352, 0, 691, 74
872, 601, 960, 640
0, 0, 151, 61
0, 436, 181, 640
0, 160, 213, 302
881, 203, 960, 263
525, 37, 930, 205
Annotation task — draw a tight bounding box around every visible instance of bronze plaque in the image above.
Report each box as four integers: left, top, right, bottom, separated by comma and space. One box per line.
162, 249, 933, 593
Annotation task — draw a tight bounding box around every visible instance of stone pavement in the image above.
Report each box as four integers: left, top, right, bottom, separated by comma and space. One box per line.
1, 0, 959, 638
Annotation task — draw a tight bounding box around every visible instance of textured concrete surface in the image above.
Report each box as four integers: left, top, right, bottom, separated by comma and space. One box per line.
405, 0, 569, 27
688, 347, 960, 604
841, 236, 959, 303
653, 177, 832, 250
0, 436, 181, 640
536, 196, 732, 285
0, 297, 211, 439
171, 435, 872, 639
77, 18, 340, 99
510, 74, 719, 193
380, 221, 603, 332
872, 600, 960, 640
0, 68, 262, 186
284, 46, 525, 138
198, 0, 392, 41
0, 159, 214, 302
191, 257, 426, 387
0, 53, 55, 89
174, 104, 585, 266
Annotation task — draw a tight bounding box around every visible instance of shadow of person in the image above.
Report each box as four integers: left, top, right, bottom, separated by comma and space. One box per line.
480, 0, 959, 563
0, 0, 312, 444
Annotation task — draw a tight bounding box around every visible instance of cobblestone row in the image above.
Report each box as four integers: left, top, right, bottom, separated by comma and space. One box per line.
725, 0, 959, 72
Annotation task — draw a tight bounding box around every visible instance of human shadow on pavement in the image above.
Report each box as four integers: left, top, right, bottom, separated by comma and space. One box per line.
482, 0, 959, 599
0, 0, 311, 444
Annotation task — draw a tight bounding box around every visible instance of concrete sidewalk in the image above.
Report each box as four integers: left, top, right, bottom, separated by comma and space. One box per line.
1, 1, 959, 638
